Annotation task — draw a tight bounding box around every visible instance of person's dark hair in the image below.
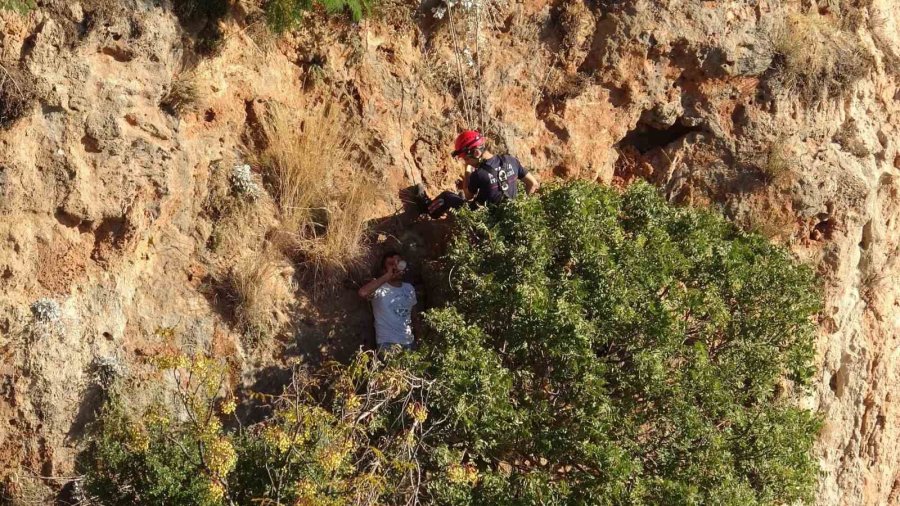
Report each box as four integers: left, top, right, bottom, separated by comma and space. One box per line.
381, 250, 400, 270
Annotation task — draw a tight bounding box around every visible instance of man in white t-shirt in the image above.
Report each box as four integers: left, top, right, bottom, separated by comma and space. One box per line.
357, 251, 417, 352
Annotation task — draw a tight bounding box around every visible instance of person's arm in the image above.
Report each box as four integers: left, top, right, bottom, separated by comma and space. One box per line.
358, 268, 396, 299
523, 172, 540, 195
462, 167, 477, 200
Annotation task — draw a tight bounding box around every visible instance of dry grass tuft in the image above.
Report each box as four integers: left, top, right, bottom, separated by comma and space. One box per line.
251, 101, 378, 290
769, 13, 873, 102
257, 102, 350, 239
161, 71, 202, 115
204, 160, 277, 257
760, 136, 794, 185
743, 200, 797, 243
0, 64, 35, 129
1, 471, 54, 505
227, 249, 295, 342
302, 176, 378, 282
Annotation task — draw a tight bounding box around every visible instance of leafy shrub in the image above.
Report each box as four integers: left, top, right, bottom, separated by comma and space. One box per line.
81, 354, 236, 505
417, 180, 821, 505
81, 350, 429, 505
265, 0, 373, 33
80, 181, 820, 505
769, 13, 872, 101
230, 353, 429, 504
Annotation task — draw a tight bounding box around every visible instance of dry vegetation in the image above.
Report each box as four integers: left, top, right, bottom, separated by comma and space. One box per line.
255, 101, 374, 285
760, 136, 794, 185
744, 199, 797, 243
302, 175, 378, 280
227, 249, 294, 341
0, 471, 53, 505
0, 64, 34, 129
769, 12, 873, 101
160, 71, 203, 115
257, 103, 348, 239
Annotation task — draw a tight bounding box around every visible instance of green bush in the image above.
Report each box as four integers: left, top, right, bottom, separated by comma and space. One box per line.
0, 0, 33, 12
173, 0, 229, 22
80, 350, 429, 505
417, 180, 821, 505
265, 0, 372, 33
79, 181, 821, 505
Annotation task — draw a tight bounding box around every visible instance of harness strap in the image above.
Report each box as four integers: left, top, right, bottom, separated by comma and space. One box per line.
475, 155, 516, 202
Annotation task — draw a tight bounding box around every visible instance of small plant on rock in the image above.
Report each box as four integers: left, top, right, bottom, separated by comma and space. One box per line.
229, 163, 262, 200
760, 136, 794, 185
91, 355, 127, 390
769, 12, 873, 102
0, 0, 34, 12
265, 0, 373, 33
30, 298, 61, 324
161, 72, 201, 116
0, 64, 35, 129
226, 250, 294, 342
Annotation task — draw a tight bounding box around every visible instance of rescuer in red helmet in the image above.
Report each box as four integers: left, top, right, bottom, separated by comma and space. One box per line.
416, 130, 540, 218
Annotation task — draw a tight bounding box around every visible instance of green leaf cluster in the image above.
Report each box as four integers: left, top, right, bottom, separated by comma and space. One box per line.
80, 398, 223, 506
0, 0, 33, 13
77, 181, 821, 506
265, 0, 372, 33
417, 180, 821, 505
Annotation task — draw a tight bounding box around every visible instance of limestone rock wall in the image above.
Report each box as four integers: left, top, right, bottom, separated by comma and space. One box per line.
0, 0, 897, 503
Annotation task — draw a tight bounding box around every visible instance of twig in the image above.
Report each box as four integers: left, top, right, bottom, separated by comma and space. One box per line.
0, 63, 24, 97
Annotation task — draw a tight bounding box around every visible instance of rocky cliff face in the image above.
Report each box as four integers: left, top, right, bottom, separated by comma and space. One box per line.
0, 0, 897, 503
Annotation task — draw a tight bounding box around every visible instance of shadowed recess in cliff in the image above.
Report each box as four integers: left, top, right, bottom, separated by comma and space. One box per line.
616, 116, 702, 154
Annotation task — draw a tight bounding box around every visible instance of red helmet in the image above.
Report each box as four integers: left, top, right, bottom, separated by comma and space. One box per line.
451, 130, 485, 158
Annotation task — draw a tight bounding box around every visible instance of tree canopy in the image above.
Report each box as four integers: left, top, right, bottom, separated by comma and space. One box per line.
80, 180, 821, 506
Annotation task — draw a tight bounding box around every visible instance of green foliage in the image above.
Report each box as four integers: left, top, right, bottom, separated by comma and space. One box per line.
173, 0, 229, 22
80, 354, 236, 504
265, 0, 372, 33
0, 0, 33, 13
79, 181, 820, 505
416, 180, 821, 505
172, 0, 228, 55
81, 350, 429, 505
81, 402, 223, 505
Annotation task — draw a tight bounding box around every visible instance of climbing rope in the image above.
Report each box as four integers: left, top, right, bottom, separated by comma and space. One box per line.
446, 0, 474, 128
474, 0, 487, 132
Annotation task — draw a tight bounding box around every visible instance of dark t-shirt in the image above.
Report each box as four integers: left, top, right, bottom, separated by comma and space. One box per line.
467, 155, 528, 205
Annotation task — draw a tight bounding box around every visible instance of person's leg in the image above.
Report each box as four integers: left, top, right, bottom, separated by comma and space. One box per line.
377, 342, 412, 359
426, 190, 467, 218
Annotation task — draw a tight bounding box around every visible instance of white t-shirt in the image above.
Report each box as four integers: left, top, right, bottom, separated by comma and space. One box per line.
371, 282, 417, 345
